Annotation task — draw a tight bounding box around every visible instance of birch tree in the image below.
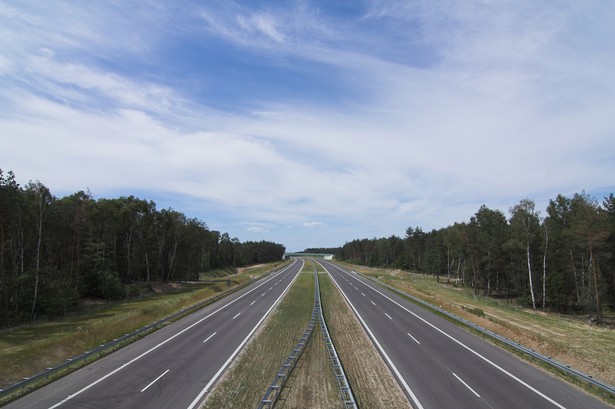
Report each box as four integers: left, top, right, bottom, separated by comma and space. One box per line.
509, 199, 540, 310
25, 181, 53, 319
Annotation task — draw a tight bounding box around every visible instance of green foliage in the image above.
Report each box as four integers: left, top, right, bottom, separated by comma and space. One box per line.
84, 270, 127, 300
0, 169, 285, 327
338, 192, 615, 322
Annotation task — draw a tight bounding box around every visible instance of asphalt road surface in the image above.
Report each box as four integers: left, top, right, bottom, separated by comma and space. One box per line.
5, 258, 304, 409
319, 260, 613, 409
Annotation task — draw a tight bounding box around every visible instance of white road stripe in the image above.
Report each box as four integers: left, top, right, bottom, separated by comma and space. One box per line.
48, 259, 301, 409
203, 332, 217, 343
385, 313, 393, 320
453, 373, 480, 397
337, 266, 567, 409
407, 333, 420, 344
187, 259, 305, 409
141, 369, 170, 393
250, 300, 256, 306
371, 300, 376, 306
232, 313, 241, 319
324, 266, 425, 409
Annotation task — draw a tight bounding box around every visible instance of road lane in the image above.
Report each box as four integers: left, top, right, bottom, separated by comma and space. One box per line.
319, 260, 612, 409
6, 259, 304, 409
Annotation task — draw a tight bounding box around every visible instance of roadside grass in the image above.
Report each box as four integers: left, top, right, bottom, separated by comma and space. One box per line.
201, 267, 314, 408
319, 271, 410, 408
345, 264, 615, 391
0, 261, 286, 390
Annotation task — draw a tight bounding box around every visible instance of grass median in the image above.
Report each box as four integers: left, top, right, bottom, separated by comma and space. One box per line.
319, 271, 411, 408
201, 265, 317, 408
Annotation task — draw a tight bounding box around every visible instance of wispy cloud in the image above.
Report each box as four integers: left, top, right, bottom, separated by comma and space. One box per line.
303, 222, 327, 229
1, 1, 614, 251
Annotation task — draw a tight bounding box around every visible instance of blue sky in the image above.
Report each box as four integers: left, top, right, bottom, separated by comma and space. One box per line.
1, 1, 614, 251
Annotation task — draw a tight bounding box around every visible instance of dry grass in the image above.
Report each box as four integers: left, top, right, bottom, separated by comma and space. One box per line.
275, 323, 343, 409
0, 277, 257, 389
201, 269, 315, 408
319, 272, 411, 409
347, 264, 615, 389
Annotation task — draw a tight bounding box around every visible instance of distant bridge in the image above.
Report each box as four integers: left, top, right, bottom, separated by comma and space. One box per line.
284, 252, 334, 260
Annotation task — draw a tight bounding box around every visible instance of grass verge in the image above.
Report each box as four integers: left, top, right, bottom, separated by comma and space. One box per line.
200, 268, 315, 408
343, 263, 615, 404
319, 271, 411, 408
0, 261, 287, 393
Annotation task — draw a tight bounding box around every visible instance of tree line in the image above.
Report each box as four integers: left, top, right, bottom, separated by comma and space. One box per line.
0, 169, 285, 325
330, 192, 615, 323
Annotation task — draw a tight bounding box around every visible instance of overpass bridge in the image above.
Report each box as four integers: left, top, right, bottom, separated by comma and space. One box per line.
284, 252, 334, 260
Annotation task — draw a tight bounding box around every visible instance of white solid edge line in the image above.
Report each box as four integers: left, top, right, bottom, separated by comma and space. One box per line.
141, 369, 170, 393
336, 264, 567, 409
48, 259, 300, 409
323, 264, 425, 409
186, 258, 305, 409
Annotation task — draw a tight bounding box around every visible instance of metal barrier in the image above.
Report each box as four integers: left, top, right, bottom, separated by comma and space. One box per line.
258, 269, 319, 408
258, 263, 357, 409
0, 272, 272, 405
314, 264, 357, 408
354, 270, 615, 398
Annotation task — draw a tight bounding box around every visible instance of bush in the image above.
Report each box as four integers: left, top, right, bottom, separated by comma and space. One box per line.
468, 307, 485, 318
84, 269, 127, 300
37, 278, 80, 317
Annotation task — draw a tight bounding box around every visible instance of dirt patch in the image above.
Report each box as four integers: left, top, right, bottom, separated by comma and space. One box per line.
237, 264, 266, 274
149, 282, 184, 293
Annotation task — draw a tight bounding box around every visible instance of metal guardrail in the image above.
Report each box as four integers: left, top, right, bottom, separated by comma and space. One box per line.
258, 263, 357, 409
355, 270, 615, 398
258, 268, 319, 408
314, 264, 357, 408
0, 270, 276, 405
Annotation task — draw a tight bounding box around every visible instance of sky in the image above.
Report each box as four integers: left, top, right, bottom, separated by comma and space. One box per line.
1, 1, 614, 252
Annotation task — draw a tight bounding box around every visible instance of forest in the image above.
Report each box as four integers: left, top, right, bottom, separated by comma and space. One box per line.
0, 169, 285, 326
311, 192, 615, 324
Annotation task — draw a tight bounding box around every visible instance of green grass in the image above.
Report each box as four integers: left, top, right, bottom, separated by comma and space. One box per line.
319, 271, 410, 409
0, 261, 291, 395
0, 283, 237, 389
201, 269, 314, 408
343, 263, 615, 404
275, 322, 343, 409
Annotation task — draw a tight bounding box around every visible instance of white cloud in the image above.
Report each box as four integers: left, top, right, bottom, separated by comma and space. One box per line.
1, 0, 614, 252
303, 222, 327, 229
238, 13, 285, 44
245, 225, 270, 233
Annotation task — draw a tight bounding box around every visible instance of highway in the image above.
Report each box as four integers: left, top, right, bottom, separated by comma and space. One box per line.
319, 260, 613, 409
5, 258, 304, 409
